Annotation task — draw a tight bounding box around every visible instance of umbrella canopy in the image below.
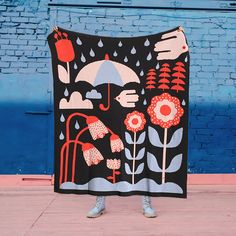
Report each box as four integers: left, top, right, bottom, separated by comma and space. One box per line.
75, 54, 140, 86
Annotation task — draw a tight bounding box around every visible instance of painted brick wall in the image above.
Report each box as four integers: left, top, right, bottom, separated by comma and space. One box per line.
0, 0, 236, 173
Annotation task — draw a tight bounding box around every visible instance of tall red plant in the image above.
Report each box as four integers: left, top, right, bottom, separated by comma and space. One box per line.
157, 63, 171, 91
171, 62, 186, 92
145, 69, 157, 90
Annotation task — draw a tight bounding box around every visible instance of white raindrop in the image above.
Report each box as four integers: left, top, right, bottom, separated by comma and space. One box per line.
113, 51, 118, 57
74, 62, 77, 70
140, 70, 144, 76
60, 114, 65, 122
59, 131, 64, 140
118, 41, 122, 47
156, 63, 160, 70
185, 56, 188, 62
81, 53, 86, 63
141, 89, 145, 95
98, 39, 103, 47
124, 56, 128, 62
90, 49, 95, 57
136, 60, 140, 66
64, 88, 69, 97
131, 46, 136, 54
144, 38, 150, 46
75, 120, 80, 130
182, 99, 186, 106
143, 99, 147, 105
76, 37, 82, 45
147, 52, 152, 61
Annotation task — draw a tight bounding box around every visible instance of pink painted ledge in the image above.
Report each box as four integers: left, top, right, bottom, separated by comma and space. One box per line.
0, 174, 236, 186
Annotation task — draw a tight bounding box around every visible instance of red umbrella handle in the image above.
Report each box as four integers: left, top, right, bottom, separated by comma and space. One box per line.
99, 83, 110, 111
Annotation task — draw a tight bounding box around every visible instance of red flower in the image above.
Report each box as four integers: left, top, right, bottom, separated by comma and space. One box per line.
110, 134, 124, 153
124, 111, 146, 133
86, 116, 109, 140
54, 31, 75, 63
81, 143, 104, 166
107, 159, 121, 170
147, 93, 184, 129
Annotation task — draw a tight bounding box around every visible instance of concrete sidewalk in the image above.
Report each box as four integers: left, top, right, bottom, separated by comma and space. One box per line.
0, 185, 236, 236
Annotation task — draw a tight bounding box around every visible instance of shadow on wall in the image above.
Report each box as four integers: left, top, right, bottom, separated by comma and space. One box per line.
188, 103, 236, 173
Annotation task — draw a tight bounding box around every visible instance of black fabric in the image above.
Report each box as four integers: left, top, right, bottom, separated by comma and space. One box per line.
47, 26, 189, 198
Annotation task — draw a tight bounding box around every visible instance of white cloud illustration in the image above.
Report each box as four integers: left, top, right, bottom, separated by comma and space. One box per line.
59, 91, 93, 109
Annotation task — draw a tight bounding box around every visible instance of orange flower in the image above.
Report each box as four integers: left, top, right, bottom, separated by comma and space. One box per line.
106, 159, 121, 170
147, 93, 184, 129
81, 143, 104, 166
54, 31, 75, 62
124, 111, 146, 133
86, 116, 109, 140
110, 134, 124, 153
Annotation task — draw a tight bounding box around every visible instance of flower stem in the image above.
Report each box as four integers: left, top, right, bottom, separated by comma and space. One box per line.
64, 113, 88, 183
67, 62, 70, 83
60, 140, 84, 185
132, 132, 137, 185
71, 127, 89, 183
162, 128, 168, 184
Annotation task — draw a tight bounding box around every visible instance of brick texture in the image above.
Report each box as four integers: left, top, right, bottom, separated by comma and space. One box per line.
0, 1, 236, 173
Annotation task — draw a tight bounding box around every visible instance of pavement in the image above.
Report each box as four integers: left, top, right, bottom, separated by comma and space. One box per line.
0, 184, 236, 236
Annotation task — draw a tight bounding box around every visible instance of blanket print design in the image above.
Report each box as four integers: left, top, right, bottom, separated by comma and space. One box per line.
47, 26, 189, 198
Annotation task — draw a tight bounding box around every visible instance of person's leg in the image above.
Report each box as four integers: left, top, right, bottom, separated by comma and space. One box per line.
87, 196, 106, 218
142, 195, 157, 218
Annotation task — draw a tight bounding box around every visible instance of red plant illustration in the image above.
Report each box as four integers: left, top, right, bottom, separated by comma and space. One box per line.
110, 134, 124, 153
147, 93, 184, 184
106, 159, 121, 183
124, 111, 146, 184
124, 111, 146, 133
171, 62, 186, 92
145, 69, 157, 90
54, 29, 75, 84
147, 93, 184, 129
54, 31, 75, 63
59, 113, 124, 185
81, 143, 104, 166
157, 63, 171, 91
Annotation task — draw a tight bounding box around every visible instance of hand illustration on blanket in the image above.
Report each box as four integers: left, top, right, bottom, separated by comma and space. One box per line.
47, 26, 189, 197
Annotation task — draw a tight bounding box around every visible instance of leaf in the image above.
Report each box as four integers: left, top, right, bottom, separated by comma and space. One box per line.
147, 152, 162, 172
115, 171, 121, 175
125, 163, 132, 175
125, 148, 133, 160
166, 127, 183, 148
165, 154, 182, 173
58, 65, 69, 84
134, 163, 144, 175
148, 126, 163, 147
136, 147, 145, 160
125, 132, 134, 144
136, 131, 146, 144
107, 176, 113, 180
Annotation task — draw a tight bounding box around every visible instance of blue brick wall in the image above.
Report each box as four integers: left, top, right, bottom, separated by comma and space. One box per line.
0, 1, 236, 173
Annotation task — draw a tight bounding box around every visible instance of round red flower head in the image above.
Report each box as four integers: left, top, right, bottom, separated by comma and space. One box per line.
124, 111, 146, 133
147, 93, 184, 129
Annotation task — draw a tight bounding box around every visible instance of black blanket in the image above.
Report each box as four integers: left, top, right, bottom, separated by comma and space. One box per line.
47, 26, 189, 198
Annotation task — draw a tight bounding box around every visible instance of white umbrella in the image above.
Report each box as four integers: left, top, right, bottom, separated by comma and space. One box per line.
75, 54, 140, 111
